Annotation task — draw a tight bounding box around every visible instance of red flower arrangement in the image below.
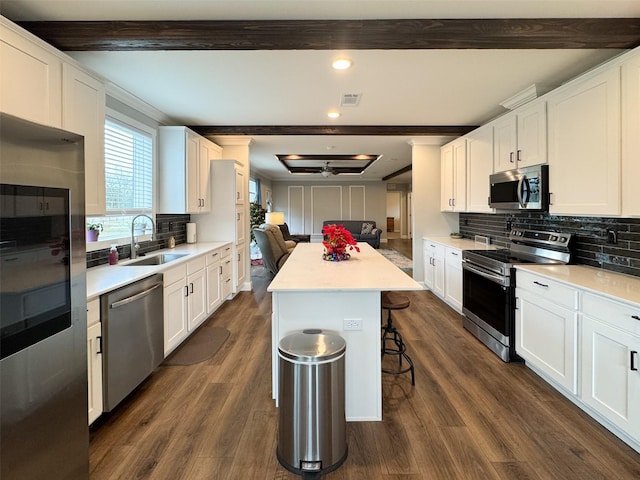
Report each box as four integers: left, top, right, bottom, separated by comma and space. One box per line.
322, 224, 360, 261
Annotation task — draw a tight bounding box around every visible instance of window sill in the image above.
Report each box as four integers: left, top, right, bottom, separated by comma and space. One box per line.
86, 234, 151, 253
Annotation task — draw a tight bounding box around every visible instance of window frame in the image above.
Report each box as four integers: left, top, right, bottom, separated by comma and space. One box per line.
86, 108, 157, 253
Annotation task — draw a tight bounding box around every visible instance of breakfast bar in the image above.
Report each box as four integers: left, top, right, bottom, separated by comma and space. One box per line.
268, 242, 422, 421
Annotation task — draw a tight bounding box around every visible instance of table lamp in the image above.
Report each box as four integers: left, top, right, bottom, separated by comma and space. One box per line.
265, 211, 285, 225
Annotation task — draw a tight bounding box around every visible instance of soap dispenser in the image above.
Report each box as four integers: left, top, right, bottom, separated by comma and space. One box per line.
109, 245, 119, 265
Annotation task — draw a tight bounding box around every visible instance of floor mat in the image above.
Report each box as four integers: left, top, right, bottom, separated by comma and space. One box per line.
163, 326, 230, 366
378, 248, 413, 275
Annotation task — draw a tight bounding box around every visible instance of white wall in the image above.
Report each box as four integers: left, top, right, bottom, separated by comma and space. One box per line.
411, 143, 458, 281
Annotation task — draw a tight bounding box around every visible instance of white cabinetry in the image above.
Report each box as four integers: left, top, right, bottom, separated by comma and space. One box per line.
205, 248, 223, 314
158, 126, 222, 214
423, 240, 445, 298
465, 124, 494, 213
547, 67, 621, 215
163, 264, 189, 356
62, 63, 106, 216
622, 51, 640, 217
86, 298, 103, 425
444, 247, 463, 312
493, 100, 547, 172
0, 19, 62, 127
515, 271, 579, 394
220, 247, 234, 300
581, 293, 640, 443
186, 256, 207, 332
440, 138, 466, 212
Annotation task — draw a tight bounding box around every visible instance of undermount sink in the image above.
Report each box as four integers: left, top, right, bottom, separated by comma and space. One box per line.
123, 253, 187, 266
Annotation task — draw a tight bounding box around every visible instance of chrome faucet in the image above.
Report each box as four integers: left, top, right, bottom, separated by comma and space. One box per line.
130, 214, 155, 259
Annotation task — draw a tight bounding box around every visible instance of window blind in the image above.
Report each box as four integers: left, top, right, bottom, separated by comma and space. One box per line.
104, 118, 153, 213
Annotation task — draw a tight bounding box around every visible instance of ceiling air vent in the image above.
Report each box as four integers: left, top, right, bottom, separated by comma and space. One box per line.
340, 93, 361, 107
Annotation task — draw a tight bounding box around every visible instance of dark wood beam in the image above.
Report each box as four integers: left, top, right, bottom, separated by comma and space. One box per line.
19, 18, 640, 51
383, 164, 413, 181
189, 125, 477, 137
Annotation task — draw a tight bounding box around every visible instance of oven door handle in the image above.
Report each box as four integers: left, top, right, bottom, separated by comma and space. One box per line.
462, 261, 508, 286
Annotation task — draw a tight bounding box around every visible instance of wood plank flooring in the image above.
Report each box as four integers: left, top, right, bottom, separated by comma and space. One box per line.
89, 265, 640, 479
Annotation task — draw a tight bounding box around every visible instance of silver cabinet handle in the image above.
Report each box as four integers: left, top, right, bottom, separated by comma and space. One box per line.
510, 151, 514, 163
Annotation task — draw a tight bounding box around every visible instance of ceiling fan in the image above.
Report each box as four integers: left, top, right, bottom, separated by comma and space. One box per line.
320, 161, 335, 177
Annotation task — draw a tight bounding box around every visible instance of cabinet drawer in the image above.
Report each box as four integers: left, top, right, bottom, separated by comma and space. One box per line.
516, 270, 578, 309
163, 264, 185, 286
87, 298, 100, 327
445, 248, 462, 269
205, 248, 222, 266
221, 256, 233, 279
220, 244, 233, 259
186, 255, 205, 274
583, 292, 640, 334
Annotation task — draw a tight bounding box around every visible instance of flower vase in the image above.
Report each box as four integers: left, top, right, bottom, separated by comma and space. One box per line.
322, 244, 350, 261
86, 229, 99, 242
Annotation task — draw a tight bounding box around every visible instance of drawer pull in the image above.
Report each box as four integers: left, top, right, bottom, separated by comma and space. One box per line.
631, 351, 638, 372
533, 281, 549, 288
632, 315, 640, 321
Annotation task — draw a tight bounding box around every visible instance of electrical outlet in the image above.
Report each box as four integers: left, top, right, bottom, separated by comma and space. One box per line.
343, 318, 362, 331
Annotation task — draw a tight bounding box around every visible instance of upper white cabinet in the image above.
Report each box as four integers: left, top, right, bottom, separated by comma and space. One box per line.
547, 67, 621, 216
235, 168, 245, 205
0, 19, 62, 128
62, 63, 106, 216
622, 51, 640, 217
440, 138, 466, 212
158, 126, 222, 214
465, 124, 494, 213
493, 100, 547, 173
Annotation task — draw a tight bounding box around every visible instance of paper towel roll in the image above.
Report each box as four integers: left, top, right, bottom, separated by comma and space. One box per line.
186, 223, 197, 244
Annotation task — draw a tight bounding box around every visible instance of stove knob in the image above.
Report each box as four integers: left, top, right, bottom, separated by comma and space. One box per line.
550, 235, 558, 241
560, 236, 567, 242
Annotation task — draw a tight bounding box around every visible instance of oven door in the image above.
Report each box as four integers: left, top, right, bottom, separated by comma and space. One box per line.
462, 262, 513, 346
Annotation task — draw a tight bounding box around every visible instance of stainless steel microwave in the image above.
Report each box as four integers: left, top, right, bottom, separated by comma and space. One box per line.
489, 164, 549, 211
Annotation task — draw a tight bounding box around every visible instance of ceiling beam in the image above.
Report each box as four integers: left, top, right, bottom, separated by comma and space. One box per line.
19, 18, 640, 51
383, 164, 413, 181
189, 125, 477, 137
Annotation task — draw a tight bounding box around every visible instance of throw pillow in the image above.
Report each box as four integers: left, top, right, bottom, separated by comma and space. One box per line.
361, 222, 375, 235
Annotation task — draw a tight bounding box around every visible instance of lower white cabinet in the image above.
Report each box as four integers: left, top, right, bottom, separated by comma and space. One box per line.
86, 298, 102, 425
186, 256, 207, 331
163, 265, 189, 356
515, 288, 578, 394
221, 249, 234, 300
581, 294, 640, 442
444, 248, 463, 312
205, 249, 223, 314
423, 240, 445, 298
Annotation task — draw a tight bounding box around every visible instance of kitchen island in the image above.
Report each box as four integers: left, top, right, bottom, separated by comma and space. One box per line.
268, 242, 422, 421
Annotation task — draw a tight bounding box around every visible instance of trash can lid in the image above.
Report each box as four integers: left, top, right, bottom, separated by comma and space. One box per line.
278, 330, 346, 362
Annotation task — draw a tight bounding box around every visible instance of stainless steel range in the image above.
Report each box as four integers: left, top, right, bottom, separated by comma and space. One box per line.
462, 228, 573, 362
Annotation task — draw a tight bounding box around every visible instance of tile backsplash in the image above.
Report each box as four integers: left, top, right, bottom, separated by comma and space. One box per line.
86, 214, 191, 268
459, 212, 640, 278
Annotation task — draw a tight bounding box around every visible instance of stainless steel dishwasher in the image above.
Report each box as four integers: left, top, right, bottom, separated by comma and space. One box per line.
101, 274, 163, 411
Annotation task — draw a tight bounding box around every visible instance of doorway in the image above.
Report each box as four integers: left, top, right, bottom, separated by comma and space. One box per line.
386, 191, 401, 239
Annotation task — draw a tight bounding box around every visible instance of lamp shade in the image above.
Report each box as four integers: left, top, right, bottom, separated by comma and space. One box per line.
265, 211, 285, 225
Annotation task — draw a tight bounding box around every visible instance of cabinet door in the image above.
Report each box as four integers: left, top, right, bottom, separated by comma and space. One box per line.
0, 25, 62, 127
164, 279, 188, 356
235, 168, 245, 204
452, 139, 466, 212
87, 321, 103, 425
206, 262, 222, 314
515, 289, 578, 393
517, 100, 547, 168
444, 248, 463, 312
581, 315, 640, 440
198, 140, 214, 212
235, 244, 246, 291
548, 67, 621, 215
423, 244, 434, 290
187, 267, 207, 331
622, 51, 640, 217
235, 205, 246, 245
433, 244, 445, 298
466, 124, 494, 212
221, 256, 234, 299
185, 130, 201, 213
62, 63, 106, 216
440, 144, 454, 211
493, 114, 518, 173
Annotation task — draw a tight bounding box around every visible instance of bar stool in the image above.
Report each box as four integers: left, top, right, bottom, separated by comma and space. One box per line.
381, 292, 415, 385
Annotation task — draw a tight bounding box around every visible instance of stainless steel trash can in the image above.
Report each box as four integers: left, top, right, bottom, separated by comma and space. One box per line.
277, 329, 347, 478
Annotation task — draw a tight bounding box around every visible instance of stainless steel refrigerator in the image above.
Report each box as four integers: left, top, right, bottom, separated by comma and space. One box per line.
1, 113, 89, 479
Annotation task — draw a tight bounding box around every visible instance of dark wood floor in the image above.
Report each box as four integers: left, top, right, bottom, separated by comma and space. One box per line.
386, 237, 412, 259
89, 266, 640, 479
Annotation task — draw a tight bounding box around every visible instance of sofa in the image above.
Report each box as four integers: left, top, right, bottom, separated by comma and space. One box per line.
322, 220, 382, 249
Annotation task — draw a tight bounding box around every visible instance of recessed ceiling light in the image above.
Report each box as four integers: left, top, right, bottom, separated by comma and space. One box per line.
332, 57, 352, 70
327, 111, 341, 119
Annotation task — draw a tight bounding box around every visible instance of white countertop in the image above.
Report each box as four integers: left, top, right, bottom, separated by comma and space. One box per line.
516, 264, 640, 306
86, 242, 231, 300
268, 242, 422, 292
423, 236, 497, 251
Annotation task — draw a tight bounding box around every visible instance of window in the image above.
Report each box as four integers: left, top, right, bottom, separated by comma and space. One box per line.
249, 177, 258, 203
87, 110, 156, 247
